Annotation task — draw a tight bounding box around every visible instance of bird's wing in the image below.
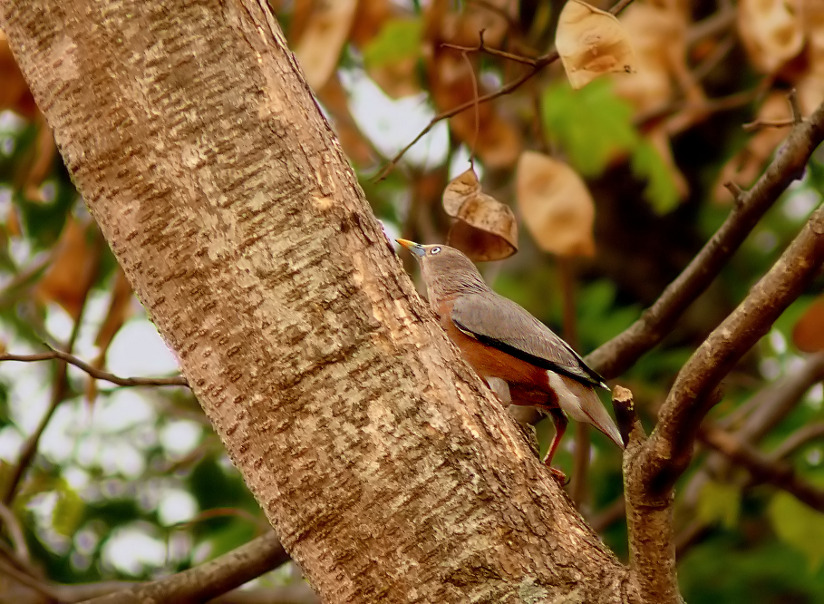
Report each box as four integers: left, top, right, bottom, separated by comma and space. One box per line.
450, 292, 606, 388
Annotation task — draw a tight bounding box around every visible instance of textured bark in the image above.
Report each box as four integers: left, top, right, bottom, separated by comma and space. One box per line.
1, 1, 637, 602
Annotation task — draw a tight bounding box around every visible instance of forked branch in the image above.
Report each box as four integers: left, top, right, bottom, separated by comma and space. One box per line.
588, 98, 824, 378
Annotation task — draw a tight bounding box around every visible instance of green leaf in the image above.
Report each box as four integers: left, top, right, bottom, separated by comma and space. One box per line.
362, 18, 423, 69
540, 79, 637, 176
540, 80, 681, 213
697, 480, 741, 529
630, 141, 680, 214
577, 280, 640, 345
769, 491, 824, 569
52, 477, 85, 537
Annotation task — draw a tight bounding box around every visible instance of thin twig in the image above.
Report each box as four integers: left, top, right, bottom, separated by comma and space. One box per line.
0, 350, 188, 387
685, 2, 736, 47
742, 118, 795, 132
0, 556, 62, 600
787, 89, 803, 124
635, 88, 761, 136
375, 63, 543, 181
0, 503, 28, 562
441, 38, 540, 67
700, 428, 824, 511
770, 423, 824, 460
375, 0, 637, 180
742, 89, 803, 132
723, 180, 745, 202
692, 34, 734, 83
460, 49, 480, 167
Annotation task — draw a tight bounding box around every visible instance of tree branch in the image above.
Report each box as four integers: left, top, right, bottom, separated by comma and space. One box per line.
621, 205, 823, 597
617, 387, 683, 604
641, 204, 824, 494
726, 353, 824, 443
588, 99, 824, 379
80, 531, 290, 604
673, 354, 824, 555
0, 557, 62, 601
700, 428, 824, 511
681, 351, 824, 508
0, 503, 28, 562
0, 349, 189, 387
770, 422, 824, 460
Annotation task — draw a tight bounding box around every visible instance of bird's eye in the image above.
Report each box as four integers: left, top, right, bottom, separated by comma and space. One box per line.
430, 246, 442, 255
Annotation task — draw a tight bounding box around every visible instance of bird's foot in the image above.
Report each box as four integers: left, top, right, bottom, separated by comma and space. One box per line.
546, 466, 568, 485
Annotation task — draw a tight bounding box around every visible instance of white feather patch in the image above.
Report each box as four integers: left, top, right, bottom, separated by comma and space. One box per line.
546, 371, 589, 422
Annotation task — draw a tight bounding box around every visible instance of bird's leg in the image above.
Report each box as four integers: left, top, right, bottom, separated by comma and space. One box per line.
543, 407, 568, 484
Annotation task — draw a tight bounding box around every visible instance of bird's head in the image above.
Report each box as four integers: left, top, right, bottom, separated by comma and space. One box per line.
396, 239, 489, 301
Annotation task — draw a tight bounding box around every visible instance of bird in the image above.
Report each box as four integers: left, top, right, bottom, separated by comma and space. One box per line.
397, 239, 624, 477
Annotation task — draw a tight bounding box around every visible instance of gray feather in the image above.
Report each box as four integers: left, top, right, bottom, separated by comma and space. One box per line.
450, 292, 606, 388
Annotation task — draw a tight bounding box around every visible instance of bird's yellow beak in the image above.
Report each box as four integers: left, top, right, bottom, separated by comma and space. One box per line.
396, 239, 426, 258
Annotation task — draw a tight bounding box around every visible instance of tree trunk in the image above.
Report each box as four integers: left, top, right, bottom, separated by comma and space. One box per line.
1, 1, 637, 601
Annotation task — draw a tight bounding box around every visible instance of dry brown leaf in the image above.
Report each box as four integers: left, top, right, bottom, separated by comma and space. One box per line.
610, 5, 673, 113
369, 57, 421, 99
0, 29, 37, 118
793, 295, 824, 352
805, 0, 824, 59
286, 0, 315, 43
427, 0, 515, 49
611, 3, 701, 113
292, 0, 357, 90
84, 269, 134, 408
516, 151, 595, 257
798, 1, 824, 113
556, 0, 638, 90
0, 32, 56, 200
5, 204, 21, 238
443, 168, 517, 261
36, 217, 99, 318
85, 374, 99, 408
738, 0, 804, 74
447, 222, 516, 262
442, 168, 480, 217
797, 71, 824, 120
609, 3, 693, 202
349, 0, 392, 47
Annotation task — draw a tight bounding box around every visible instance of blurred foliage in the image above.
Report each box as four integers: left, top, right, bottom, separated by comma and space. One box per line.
1, 0, 823, 602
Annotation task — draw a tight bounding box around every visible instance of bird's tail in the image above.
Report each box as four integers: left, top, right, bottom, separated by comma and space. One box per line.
547, 372, 624, 448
